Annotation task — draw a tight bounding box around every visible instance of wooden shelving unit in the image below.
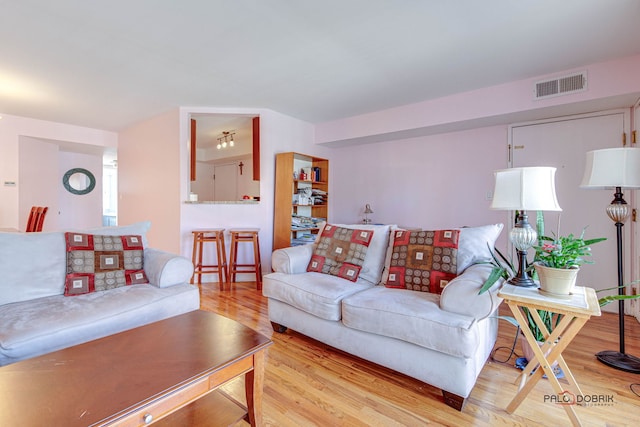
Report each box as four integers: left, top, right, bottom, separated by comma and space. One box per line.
273, 152, 329, 250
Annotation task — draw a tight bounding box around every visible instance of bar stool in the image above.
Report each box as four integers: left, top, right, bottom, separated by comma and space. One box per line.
190, 229, 228, 290
228, 228, 262, 290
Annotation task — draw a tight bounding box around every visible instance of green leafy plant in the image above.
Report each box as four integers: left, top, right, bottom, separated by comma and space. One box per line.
597, 284, 640, 307
532, 228, 606, 269
496, 309, 562, 342
478, 216, 637, 343
477, 245, 514, 295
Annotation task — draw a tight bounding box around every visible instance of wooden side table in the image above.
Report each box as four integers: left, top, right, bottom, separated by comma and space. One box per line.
497, 284, 601, 427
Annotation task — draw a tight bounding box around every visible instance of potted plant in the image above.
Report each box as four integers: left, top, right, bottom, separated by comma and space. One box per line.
476, 223, 632, 368
532, 229, 606, 296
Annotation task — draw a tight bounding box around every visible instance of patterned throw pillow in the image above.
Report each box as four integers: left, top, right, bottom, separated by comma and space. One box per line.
384, 229, 459, 293
307, 224, 374, 282
64, 232, 148, 296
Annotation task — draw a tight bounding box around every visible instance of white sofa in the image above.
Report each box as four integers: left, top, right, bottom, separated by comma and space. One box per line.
263, 223, 504, 411
0, 222, 200, 366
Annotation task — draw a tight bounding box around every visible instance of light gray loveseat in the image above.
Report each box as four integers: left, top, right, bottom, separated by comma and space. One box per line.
263, 223, 504, 411
0, 221, 200, 366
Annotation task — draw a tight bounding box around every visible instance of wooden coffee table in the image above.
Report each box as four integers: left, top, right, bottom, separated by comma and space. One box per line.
0, 310, 272, 426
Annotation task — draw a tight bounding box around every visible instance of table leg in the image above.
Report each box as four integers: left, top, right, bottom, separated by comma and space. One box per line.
506, 302, 588, 427
245, 350, 265, 427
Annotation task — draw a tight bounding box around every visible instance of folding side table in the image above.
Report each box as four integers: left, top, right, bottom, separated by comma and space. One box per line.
497, 284, 601, 427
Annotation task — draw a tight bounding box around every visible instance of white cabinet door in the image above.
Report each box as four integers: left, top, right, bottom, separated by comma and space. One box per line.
510, 110, 631, 313
213, 162, 238, 201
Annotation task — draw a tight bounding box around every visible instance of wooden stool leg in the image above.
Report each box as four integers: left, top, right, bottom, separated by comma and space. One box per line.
196, 235, 204, 285
215, 231, 225, 290
219, 233, 229, 286
191, 231, 205, 285
190, 232, 198, 284
229, 233, 238, 283
253, 233, 262, 290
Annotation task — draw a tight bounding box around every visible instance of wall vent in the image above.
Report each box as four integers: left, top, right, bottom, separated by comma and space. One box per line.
534, 71, 587, 100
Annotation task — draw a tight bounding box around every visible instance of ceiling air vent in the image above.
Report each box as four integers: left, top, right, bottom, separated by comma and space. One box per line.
534, 71, 587, 100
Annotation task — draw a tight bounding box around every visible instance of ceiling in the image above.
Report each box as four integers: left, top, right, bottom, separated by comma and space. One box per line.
1, 0, 640, 132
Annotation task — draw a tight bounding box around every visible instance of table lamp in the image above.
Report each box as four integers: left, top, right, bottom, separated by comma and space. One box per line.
581, 147, 640, 373
491, 167, 562, 287
363, 204, 373, 224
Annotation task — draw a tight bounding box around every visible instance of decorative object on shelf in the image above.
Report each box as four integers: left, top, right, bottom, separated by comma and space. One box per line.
363, 204, 373, 224
490, 167, 562, 287
216, 131, 235, 149
581, 146, 640, 374
532, 229, 606, 297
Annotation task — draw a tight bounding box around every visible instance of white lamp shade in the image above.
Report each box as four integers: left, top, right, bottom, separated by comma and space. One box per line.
491, 167, 562, 211
580, 147, 640, 189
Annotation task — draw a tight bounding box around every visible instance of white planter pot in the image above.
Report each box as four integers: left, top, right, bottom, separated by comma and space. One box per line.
534, 264, 579, 297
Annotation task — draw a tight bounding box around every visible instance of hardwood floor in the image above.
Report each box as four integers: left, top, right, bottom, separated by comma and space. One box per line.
200, 282, 640, 427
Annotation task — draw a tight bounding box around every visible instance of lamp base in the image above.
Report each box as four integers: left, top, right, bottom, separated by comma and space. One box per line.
596, 350, 640, 374
507, 276, 537, 287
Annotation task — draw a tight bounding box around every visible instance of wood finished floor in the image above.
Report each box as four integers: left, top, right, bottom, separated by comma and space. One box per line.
200, 281, 640, 427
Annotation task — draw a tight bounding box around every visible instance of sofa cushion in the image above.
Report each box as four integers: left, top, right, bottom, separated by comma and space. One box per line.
307, 225, 373, 282
0, 231, 67, 306
64, 232, 149, 296
315, 222, 393, 285
341, 286, 479, 359
383, 229, 459, 294
456, 224, 504, 274
380, 224, 504, 287
263, 272, 372, 321
0, 283, 200, 365
0, 222, 153, 306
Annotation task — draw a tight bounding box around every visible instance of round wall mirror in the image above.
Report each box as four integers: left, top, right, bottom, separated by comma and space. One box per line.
63, 168, 96, 195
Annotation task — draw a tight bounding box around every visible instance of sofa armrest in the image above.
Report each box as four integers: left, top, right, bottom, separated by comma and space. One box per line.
144, 248, 194, 288
271, 244, 314, 274
439, 264, 503, 319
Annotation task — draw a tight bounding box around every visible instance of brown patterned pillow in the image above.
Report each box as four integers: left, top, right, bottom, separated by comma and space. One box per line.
307, 224, 374, 282
64, 232, 148, 296
384, 229, 458, 293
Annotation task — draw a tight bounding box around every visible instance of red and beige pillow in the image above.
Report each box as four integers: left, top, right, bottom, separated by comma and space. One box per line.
383, 229, 459, 294
64, 232, 148, 296
307, 224, 374, 282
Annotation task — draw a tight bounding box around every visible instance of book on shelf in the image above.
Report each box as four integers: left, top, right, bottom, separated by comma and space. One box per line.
291, 233, 316, 246
291, 214, 325, 230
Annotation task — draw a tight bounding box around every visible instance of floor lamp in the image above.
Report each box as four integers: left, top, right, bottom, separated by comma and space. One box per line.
491, 167, 562, 287
581, 147, 640, 373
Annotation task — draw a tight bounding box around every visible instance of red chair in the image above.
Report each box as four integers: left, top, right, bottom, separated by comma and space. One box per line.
26, 206, 48, 232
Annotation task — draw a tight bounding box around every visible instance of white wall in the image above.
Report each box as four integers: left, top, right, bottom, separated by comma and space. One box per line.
16, 139, 102, 231
331, 125, 509, 240
58, 151, 103, 230
118, 109, 181, 252
18, 137, 59, 231
0, 113, 117, 229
